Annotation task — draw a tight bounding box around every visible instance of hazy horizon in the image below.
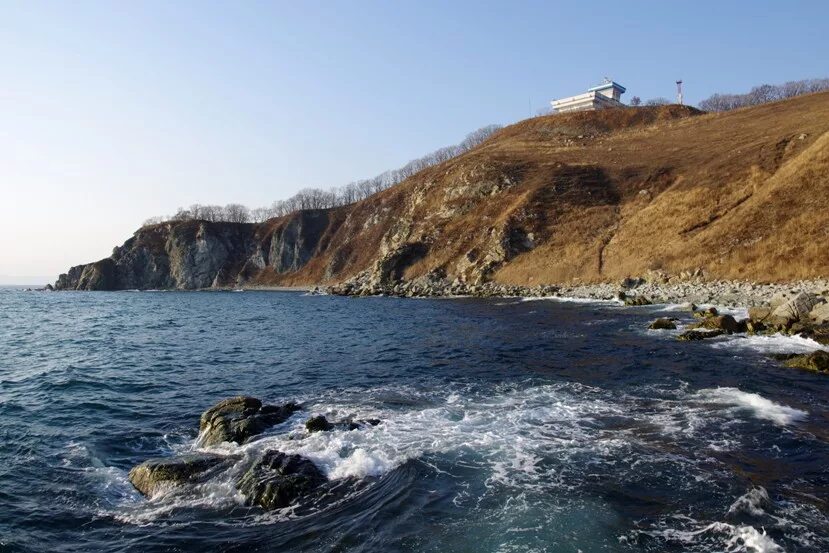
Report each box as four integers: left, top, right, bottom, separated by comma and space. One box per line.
2, 0, 828, 279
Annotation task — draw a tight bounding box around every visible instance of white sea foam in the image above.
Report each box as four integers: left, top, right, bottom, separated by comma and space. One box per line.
710, 333, 828, 354
221, 383, 626, 483
95, 380, 817, 543
642, 521, 784, 552
521, 296, 622, 305
695, 387, 807, 426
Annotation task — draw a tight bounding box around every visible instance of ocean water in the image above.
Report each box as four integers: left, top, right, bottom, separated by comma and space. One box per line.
1, 289, 828, 553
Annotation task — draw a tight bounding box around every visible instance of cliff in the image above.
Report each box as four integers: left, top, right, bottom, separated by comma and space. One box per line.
56, 91, 829, 291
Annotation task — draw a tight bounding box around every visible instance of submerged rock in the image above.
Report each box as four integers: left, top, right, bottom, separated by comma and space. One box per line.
774, 351, 829, 373
648, 318, 677, 330
199, 396, 300, 446
128, 453, 232, 497
305, 415, 381, 433
237, 450, 326, 510
677, 329, 724, 341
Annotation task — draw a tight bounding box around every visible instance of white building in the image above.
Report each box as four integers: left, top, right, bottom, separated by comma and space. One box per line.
551, 81, 627, 113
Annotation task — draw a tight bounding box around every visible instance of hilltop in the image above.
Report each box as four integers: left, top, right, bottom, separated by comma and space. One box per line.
56, 91, 829, 291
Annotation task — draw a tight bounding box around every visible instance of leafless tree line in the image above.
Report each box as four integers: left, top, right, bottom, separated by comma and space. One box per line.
698, 78, 829, 112
143, 124, 502, 227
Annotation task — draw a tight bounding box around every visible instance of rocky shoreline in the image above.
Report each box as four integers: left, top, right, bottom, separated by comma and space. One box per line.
325, 270, 829, 308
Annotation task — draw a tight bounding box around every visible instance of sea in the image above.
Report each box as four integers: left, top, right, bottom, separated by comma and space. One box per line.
1, 288, 828, 552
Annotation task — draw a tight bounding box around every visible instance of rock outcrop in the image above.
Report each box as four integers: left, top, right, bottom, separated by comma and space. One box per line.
199, 396, 300, 447
236, 450, 326, 510
128, 453, 233, 497
773, 351, 829, 373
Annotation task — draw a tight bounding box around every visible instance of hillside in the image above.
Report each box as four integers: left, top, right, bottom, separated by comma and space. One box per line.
56, 91, 829, 291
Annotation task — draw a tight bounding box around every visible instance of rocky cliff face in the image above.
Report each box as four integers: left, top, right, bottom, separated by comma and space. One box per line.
55, 211, 334, 290
56, 92, 829, 291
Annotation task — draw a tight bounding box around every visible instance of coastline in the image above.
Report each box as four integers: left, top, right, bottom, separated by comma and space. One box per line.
326, 276, 829, 308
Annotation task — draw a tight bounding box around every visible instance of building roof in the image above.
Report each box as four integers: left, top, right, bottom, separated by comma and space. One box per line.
587, 81, 626, 93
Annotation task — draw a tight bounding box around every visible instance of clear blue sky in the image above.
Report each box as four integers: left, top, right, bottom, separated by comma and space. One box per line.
1, 0, 827, 281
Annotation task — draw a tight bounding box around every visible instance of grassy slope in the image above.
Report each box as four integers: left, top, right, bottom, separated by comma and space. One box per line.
252, 91, 829, 286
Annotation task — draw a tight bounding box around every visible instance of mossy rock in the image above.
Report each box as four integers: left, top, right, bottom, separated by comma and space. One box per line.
199, 396, 300, 446
128, 453, 232, 497
692, 307, 719, 319
677, 329, 724, 341
648, 318, 677, 330
774, 351, 829, 373
237, 450, 326, 510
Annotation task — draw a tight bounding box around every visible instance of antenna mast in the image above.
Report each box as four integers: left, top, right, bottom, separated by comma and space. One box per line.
676, 80, 683, 105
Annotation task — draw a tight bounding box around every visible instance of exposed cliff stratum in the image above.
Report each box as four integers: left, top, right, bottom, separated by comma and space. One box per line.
56, 92, 829, 291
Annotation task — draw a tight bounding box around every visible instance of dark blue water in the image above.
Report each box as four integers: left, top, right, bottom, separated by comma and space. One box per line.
1, 289, 828, 552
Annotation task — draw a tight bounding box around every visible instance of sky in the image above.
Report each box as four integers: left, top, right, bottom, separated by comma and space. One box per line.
1, 0, 827, 283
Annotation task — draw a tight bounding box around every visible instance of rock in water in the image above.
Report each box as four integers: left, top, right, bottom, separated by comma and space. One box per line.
305, 415, 334, 433
702, 314, 742, 333
773, 351, 829, 373
624, 296, 652, 306
648, 318, 677, 330
305, 415, 379, 433
128, 453, 231, 497
199, 396, 300, 446
677, 329, 724, 341
237, 450, 326, 510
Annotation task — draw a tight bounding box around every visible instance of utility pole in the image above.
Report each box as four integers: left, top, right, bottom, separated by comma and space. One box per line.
676, 80, 684, 105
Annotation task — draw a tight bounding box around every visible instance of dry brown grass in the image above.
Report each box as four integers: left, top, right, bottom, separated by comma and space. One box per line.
251, 91, 829, 286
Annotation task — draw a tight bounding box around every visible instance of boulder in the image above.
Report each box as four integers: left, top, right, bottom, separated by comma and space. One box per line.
677, 329, 724, 341
748, 306, 772, 322
199, 396, 300, 447
773, 351, 829, 373
624, 296, 652, 306
700, 314, 742, 333
305, 415, 335, 433
745, 320, 766, 334
237, 450, 326, 510
305, 415, 380, 433
693, 307, 719, 319
810, 302, 829, 325
648, 318, 677, 330
769, 292, 823, 325
619, 277, 644, 289
799, 325, 829, 346
128, 453, 232, 497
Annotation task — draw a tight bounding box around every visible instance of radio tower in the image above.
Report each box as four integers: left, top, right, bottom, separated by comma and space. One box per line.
676, 80, 684, 105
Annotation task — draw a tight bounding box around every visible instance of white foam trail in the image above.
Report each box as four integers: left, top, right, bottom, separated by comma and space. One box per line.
646, 521, 784, 552
521, 296, 622, 305
222, 383, 625, 482
696, 304, 750, 319
710, 333, 828, 354
696, 387, 807, 426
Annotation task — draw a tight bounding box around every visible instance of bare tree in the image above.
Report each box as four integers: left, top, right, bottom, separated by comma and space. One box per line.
699, 77, 829, 112
629, 96, 642, 107
644, 97, 671, 106
223, 203, 250, 223
141, 122, 503, 226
